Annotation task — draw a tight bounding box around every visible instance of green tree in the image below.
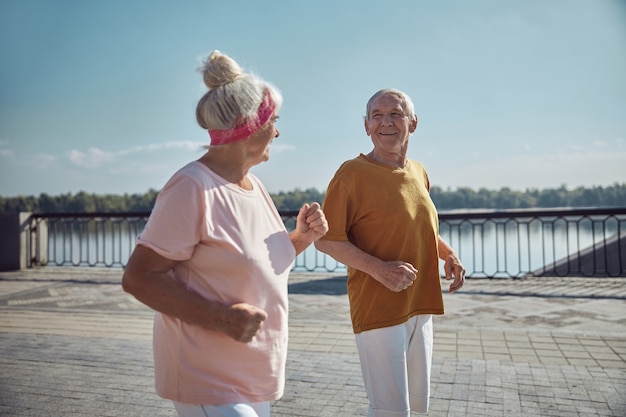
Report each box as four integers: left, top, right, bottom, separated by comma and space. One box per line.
1, 184, 625, 213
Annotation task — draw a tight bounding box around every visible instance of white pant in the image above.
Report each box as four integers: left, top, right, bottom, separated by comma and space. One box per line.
355, 314, 433, 417
173, 401, 270, 417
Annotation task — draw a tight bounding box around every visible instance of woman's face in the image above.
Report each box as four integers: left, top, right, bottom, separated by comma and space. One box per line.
246, 112, 280, 165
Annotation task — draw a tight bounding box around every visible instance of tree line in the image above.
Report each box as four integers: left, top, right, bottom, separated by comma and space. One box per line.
429, 183, 626, 210
0, 183, 624, 214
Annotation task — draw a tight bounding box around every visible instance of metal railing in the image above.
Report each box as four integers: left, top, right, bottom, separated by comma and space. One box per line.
25, 208, 626, 277
437, 208, 625, 278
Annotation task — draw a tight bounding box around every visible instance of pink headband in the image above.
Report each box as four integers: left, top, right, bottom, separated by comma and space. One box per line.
208, 92, 276, 145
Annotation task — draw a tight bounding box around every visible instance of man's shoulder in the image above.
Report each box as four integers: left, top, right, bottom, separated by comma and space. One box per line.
336, 154, 371, 173
407, 159, 427, 173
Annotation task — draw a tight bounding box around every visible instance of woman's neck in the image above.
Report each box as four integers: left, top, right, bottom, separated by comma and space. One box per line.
199, 151, 252, 190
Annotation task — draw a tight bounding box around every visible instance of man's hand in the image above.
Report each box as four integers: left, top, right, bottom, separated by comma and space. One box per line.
372, 260, 418, 292
444, 253, 466, 293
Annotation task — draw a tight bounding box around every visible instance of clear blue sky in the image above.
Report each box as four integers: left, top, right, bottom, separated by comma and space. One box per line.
1, 0, 625, 197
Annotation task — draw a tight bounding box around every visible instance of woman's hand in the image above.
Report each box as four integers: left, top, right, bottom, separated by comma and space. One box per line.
217, 303, 268, 343
295, 202, 328, 240
290, 202, 328, 255
123, 245, 267, 343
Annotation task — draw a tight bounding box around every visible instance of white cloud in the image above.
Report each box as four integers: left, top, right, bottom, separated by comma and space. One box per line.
0, 138, 14, 158
33, 154, 57, 168
68, 147, 115, 168
117, 141, 206, 156
65, 141, 207, 169
65, 140, 295, 171
431, 147, 626, 190
562, 144, 585, 152
0, 149, 15, 158
270, 144, 296, 153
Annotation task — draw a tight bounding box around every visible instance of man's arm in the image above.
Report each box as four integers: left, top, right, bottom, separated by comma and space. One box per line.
314, 240, 417, 292
438, 236, 466, 293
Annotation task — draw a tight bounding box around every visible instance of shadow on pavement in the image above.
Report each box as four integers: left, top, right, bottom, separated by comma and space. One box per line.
288, 275, 348, 295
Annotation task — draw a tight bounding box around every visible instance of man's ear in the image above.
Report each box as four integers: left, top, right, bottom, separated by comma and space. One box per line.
364, 118, 371, 136
409, 115, 418, 133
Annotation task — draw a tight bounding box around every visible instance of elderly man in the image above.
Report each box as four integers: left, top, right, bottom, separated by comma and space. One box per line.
315, 88, 466, 416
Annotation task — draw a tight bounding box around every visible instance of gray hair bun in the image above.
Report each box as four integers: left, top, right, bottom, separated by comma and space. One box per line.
196, 50, 282, 133
199, 50, 243, 90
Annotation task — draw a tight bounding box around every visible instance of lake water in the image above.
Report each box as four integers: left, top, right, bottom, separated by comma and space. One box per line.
46, 215, 624, 277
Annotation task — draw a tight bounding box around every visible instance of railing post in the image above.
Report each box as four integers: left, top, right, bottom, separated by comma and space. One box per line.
26, 214, 48, 268
0, 212, 43, 270
0, 212, 21, 271
0, 212, 49, 271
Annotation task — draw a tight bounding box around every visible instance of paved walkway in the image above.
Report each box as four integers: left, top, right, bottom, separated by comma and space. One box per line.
0, 268, 624, 416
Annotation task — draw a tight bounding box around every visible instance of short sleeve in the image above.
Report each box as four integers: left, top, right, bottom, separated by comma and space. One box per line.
137, 173, 204, 260
320, 176, 351, 242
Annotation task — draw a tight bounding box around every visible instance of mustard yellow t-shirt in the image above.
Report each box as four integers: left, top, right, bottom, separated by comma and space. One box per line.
320, 153, 444, 333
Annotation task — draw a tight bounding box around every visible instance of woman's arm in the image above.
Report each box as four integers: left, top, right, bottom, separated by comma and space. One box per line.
289, 202, 329, 255
121, 245, 267, 343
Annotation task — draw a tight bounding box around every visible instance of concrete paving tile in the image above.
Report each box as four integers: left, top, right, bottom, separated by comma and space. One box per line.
508, 347, 536, 355
482, 338, 508, 347
597, 360, 626, 368
511, 355, 541, 363
563, 350, 593, 359
484, 353, 511, 361
567, 358, 600, 366
579, 337, 613, 346
1, 270, 625, 416
590, 351, 622, 361
539, 356, 570, 365
532, 342, 560, 352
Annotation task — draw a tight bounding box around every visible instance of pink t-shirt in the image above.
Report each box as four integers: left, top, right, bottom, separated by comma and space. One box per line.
136, 161, 295, 405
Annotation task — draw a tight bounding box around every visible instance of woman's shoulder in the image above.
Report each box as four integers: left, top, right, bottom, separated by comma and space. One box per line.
156, 161, 221, 196
174, 161, 227, 185
247, 172, 269, 194
176, 160, 208, 177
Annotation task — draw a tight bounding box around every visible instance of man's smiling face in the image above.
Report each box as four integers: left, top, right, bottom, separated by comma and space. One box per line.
364, 92, 417, 154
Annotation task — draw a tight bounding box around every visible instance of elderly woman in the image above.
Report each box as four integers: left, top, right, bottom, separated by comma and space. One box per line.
122, 50, 328, 417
